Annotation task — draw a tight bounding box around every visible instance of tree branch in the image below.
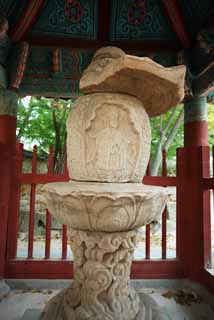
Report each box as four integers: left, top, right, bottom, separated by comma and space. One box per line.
17, 97, 33, 140
163, 108, 184, 151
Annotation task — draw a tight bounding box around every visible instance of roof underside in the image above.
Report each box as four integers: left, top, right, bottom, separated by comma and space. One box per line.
1, 0, 214, 100
2, 0, 213, 49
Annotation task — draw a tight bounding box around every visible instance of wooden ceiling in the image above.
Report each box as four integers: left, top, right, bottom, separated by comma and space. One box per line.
1, 0, 213, 51
1, 0, 213, 99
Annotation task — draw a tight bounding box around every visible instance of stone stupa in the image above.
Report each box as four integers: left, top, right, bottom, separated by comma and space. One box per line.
41, 47, 186, 320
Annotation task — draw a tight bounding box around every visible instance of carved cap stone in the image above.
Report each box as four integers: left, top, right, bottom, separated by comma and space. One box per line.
80, 47, 186, 117
93, 46, 125, 60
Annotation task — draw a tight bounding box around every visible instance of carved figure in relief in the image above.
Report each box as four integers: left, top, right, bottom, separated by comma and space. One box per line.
67, 93, 150, 182
86, 105, 135, 181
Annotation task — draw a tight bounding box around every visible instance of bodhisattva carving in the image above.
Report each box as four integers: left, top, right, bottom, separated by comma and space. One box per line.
67, 93, 151, 182
41, 230, 140, 320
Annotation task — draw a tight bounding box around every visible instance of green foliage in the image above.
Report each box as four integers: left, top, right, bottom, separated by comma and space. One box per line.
150, 103, 214, 169
17, 97, 71, 154
150, 105, 184, 158
208, 104, 214, 147
17, 97, 214, 175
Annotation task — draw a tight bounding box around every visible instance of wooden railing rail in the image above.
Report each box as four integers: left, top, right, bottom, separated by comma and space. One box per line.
5, 143, 182, 279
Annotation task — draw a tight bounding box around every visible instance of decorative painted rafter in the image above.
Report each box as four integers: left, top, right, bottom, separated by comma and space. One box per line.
25, 36, 180, 52
161, 0, 191, 48
193, 62, 214, 96
9, 42, 29, 90
10, 0, 46, 42
98, 0, 109, 41
52, 48, 62, 73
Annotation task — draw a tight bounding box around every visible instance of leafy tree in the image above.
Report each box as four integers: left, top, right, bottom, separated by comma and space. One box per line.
150, 103, 214, 175
17, 97, 71, 172
150, 105, 184, 175
18, 98, 214, 176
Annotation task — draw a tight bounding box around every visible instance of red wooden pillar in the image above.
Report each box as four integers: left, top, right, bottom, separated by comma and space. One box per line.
0, 90, 18, 278
184, 96, 208, 148
178, 96, 211, 282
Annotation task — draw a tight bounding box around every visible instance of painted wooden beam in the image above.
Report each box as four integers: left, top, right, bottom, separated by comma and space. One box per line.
98, 0, 109, 42
10, 0, 46, 42
52, 48, 62, 73
9, 42, 29, 91
193, 62, 214, 96
161, 0, 191, 49
23, 36, 181, 52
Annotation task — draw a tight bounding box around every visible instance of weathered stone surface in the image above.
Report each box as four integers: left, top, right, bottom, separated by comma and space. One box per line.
67, 93, 151, 182
0, 280, 10, 300
41, 229, 140, 320
42, 182, 166, 232
41, 230, 169, 320
41, 46, 174, 320
80, 47, 186, 117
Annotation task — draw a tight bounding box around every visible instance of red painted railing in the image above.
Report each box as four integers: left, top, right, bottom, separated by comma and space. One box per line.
200, 146, 214, 292
3, 142, 213, 294
5, 143, 183, 279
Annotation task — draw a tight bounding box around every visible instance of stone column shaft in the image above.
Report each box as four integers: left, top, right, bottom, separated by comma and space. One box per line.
42, 229, 140, 320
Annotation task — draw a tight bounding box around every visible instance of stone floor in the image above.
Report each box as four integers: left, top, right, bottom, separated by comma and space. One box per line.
0, 279, 214, 320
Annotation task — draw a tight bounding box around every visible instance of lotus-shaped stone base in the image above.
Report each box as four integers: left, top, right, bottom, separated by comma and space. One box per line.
41, 182, 167, 319
42, 181, 166, 232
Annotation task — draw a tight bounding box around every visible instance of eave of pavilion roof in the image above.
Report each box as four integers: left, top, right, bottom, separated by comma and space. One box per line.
0, 0, 213, 99
1, 0, 213, 49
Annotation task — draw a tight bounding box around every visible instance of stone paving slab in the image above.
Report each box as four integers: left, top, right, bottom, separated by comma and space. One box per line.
1, 280, 214, 320
21, 309, 41, 320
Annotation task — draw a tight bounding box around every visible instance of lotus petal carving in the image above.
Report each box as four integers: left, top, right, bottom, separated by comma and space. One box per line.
43, 182, 166, 232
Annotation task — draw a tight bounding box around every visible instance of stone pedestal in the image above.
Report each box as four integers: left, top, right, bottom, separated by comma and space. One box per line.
42, 230, 140, 320
41, 182, 166, 320
41, 47, 186, 319
41, 229, 169, 320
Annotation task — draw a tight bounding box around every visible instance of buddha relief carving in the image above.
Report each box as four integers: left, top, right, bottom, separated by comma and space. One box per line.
67, 93, 151, 182
86, 104, 138, 181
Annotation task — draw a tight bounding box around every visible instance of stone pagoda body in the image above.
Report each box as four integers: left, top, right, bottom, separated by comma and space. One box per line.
41, 47, 186, 319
